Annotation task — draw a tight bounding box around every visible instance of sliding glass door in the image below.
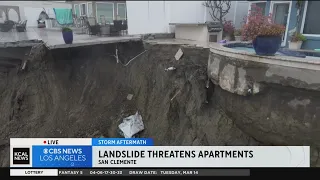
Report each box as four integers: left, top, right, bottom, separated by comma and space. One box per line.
87, 2, 93, 17
117, 3, 126, 20
96, 2, 114, 24
270, 1, 291, 46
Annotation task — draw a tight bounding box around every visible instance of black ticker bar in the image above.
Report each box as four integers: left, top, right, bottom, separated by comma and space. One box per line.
250, 168, 320, 177
5, 168, 320, 177
58, 168, 250, 176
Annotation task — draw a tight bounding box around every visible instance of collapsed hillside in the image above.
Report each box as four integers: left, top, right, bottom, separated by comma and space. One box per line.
0, 40, 259, 166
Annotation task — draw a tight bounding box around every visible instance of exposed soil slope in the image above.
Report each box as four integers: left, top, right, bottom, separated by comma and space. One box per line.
0, 41, 258, 166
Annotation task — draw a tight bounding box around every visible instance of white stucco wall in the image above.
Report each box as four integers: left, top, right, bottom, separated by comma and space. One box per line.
175, 25, 209, 42
0, 1, 72, 27
126, 1, 168, 34
168, 1, 206, 24
127, 1, 206, 35
23, 7, 57, 27
127, 1, 249, 35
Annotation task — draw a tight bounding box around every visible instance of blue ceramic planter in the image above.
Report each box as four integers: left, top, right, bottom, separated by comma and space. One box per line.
62, 31, 73, 44
252, 36, 282, 56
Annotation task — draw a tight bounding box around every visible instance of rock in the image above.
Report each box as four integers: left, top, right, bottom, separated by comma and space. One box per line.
252, 82, 263, 95
175, 48, 183, 60
127, 94, 133, 100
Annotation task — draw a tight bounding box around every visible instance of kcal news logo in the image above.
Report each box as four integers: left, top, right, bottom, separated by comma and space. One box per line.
13, 148, 30, 164
40, 147, 86, 162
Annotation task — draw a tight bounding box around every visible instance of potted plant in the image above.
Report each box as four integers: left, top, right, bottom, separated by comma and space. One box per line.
242, 4, 286, 56
289, 32, 306, 50
62, 27, 73, 44
234, 29, 242, 41
223, 20, 235, 41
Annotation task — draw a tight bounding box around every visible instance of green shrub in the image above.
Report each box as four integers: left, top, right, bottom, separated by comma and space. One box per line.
62, 27, 72, 32
234, 29, 242, 36
291, 33, 306, 42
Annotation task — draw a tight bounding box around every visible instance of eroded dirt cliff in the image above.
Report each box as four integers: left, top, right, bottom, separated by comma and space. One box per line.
0, 41, 258, 167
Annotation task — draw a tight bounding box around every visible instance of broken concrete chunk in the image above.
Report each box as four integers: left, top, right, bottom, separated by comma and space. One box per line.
219, 64, 236, 93
21, 61, 27, 70
253, 82, 261, 94
118, 111, 144, 138
207, 56, 220, 83
127, 94, 133, 100
165, 67, 176, 71
235, 67, 249, 96
175, 48, 183, 60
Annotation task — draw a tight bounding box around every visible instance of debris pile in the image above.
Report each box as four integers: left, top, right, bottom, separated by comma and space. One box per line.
118, 111, 144, 138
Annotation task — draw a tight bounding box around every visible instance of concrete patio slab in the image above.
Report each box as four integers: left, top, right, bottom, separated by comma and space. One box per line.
0, 27, 142, 49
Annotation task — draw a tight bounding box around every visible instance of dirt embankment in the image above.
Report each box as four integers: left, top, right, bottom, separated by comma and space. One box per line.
0, 41, 259, 166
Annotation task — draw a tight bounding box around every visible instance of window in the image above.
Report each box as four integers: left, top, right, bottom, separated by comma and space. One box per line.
80, 3, 86, 16
256, 2, 266, 15
249, 2, 267, 15
0, 10, 3, 18
270, 2, 291, 46
117, 3, 126, 20
301, 1, 320, 35
272, 3, 289, 26
87, 2, 93, 17
96, 2, 114, 23
74, 4, 80, 17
